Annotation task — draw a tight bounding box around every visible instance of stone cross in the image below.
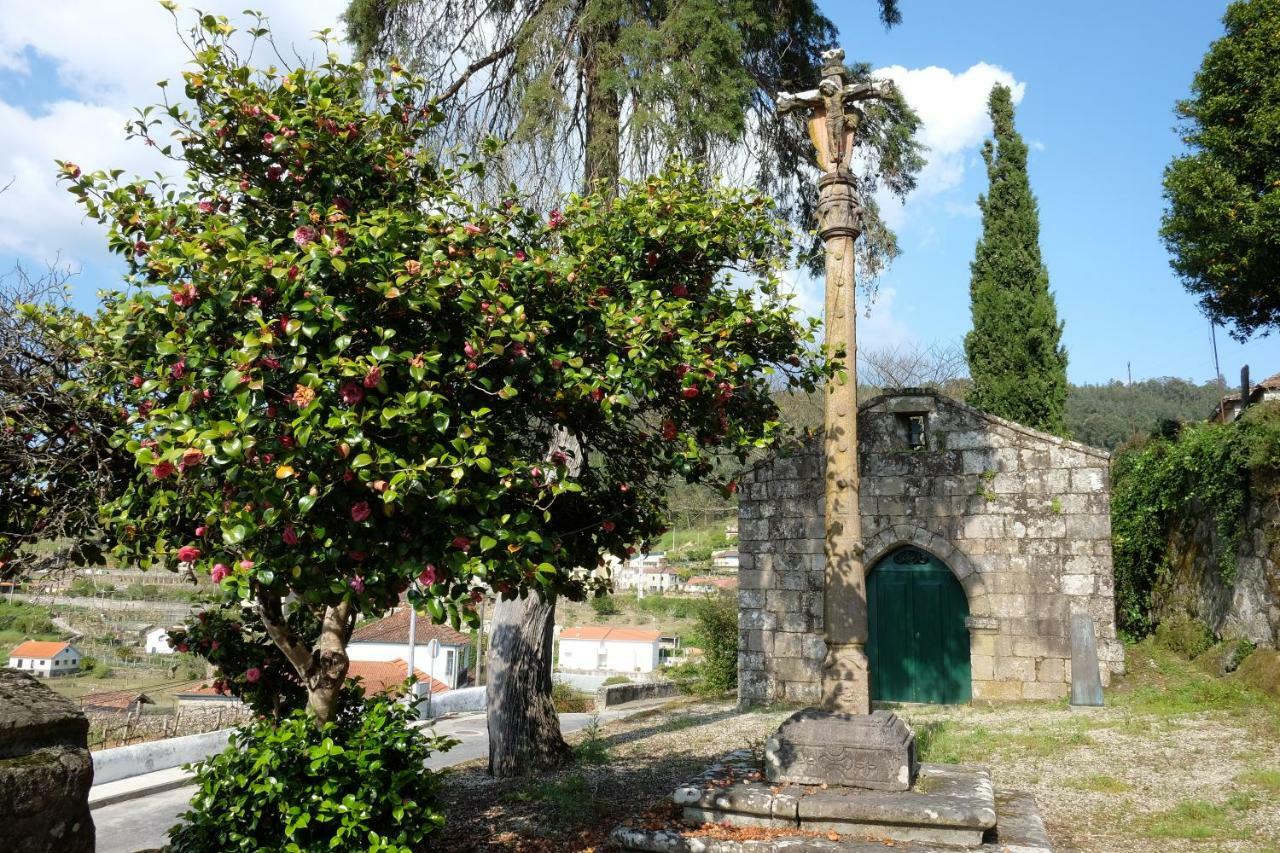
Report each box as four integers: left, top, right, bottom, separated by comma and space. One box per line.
778, 48, 895, 715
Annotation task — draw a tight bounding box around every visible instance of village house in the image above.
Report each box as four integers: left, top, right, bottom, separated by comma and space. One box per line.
711, 548, 740, 569
738, 390, 1124, 707
557, 626, 662, 673
348, 606, 473, 689
80, 690, 155, 716
1210, 368, 1280, 422
143, 626, 182, 655
7, 640, 81, 677
684, 576, 739, 595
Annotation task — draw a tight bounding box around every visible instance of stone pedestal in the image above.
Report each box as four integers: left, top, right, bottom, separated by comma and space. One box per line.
765, 709, 917, 791
0, 669, 95, 853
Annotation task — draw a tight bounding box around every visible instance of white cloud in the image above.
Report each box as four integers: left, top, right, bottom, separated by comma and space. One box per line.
0, 1, 350, 289
871, 62, 1025, 229
781, 268, 916, 351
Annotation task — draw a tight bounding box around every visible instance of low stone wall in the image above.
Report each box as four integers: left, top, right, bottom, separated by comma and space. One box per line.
91, 728, 231, 785
424, 686, 486, 717
0, 668, 95, 852
595, 680, 679, 708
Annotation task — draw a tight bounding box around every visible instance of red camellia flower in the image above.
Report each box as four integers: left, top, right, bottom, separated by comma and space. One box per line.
198, 200, 215, 214
601, 520, 616, 533
514, 250, 527, 262
266, 163, 284, 181
471, 589, 485, 604
682, 386, 699, 399
282, 524, 299, 546
662, 420, 678, 441
176, 545, 201, 563
171, 283, 198, 307
293, 225, 317, 247
674, 364, 691, 379
363, 366, 382, 388
245, 667, 262, 684
451, 535, 471, 552
152, 461, 177, 479
181, 448, 204, 468
550, 450, 568, 466
590, 388, 605, 403
419, 564, 438, 585
171, 358, 187, 379
340, 381, 364, 406
134, 240, 149, 255
672, 284, 689, 298
130, 374, 144, 388
350, 501, 372, 522
280, 435, 295, 449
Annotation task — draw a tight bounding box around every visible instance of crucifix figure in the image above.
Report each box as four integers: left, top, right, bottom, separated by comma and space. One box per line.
778, 48, 896, 715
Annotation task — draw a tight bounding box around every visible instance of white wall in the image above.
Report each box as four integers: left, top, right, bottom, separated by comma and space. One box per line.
92, 728, 233, 786
8, 649, 79, 677
347, 640, 469, 688
558, 639, 659, 673
145, 629, 175, 655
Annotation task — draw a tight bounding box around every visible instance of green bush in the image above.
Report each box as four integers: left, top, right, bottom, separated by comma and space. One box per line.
693, 593, 738, 694
0, 601, 57, 636
168, 694, 454, 852
1154, 615, 1215, 660
600, 675, 631, 686
550, 681, 594, 713
91, 661, 113, 678
590, 594, 619, 616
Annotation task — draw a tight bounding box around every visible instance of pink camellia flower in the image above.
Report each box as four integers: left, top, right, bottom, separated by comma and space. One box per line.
293, 225, 316, 247
548, 209, 565, 229
195, 525, 206, 537
350, 501, 372, 523
262, 132, 276, 145
451, 535, 471, 552
181, 448, 204, 468
176, 545, 201, 563
130, 374, 144, 388
514, 250, 527, 262
282, 524, 299, 546
245, 667, 262, 684
172, 283, 198, 307
349, 575, 365, 593
238, 559, 255, 571
363, 366, 381, 388
198, 200, 215, 214
340, 381, 365, 406
171, 359, 186, 379
151, 461, 177, 479
464, 222, 483, 235
550, 450, 568, 466
463, 342, 478, 359
419, 564, 438, 585
404, 259, 421, 276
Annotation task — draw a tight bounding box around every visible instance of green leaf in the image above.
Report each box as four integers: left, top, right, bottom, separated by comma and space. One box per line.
351, 453, 373, 469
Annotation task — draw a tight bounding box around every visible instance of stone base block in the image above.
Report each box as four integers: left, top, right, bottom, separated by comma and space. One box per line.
765, 709, 917, 791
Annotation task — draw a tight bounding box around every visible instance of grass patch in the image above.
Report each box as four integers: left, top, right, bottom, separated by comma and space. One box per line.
1144, 799, 1253, 841
1068, 773, 1130, 794
1110, 639, 1260, 716
915, 721, 999, 764
1235, 767, 1280, 793
506, 773, 597, 817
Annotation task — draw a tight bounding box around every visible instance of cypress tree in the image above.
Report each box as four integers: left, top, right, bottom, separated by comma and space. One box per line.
964, 84, 1068, 434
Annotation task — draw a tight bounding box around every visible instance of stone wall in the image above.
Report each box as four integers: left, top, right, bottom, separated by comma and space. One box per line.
1156, 492, 1280, 647
738, 390, 1124, 707
0, 668, 94, 852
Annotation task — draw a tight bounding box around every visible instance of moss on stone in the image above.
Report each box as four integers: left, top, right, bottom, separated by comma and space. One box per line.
1154, 614, 1215, 660
1233, 648, 1280, 699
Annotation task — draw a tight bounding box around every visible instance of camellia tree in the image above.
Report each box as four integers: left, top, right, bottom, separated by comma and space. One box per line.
63, 10, 828, 731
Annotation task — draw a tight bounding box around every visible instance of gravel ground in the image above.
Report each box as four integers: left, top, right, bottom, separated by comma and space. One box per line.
436, 642, 1280, 852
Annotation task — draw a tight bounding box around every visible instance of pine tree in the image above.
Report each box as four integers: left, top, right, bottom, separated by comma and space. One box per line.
964, 84, 1068, 434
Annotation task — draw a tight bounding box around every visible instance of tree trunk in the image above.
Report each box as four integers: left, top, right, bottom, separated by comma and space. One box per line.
580, 21, 620, 196
486, 592, 571, 777
258, 592, 354, 725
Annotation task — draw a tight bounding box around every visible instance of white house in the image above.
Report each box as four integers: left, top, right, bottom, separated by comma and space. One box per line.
7, 641, 81, 677
557, 626, 662, 673
143, 626, 182, 655
347, 606, 473, 689
684, 576, 739, 595
711, 548, 739, 570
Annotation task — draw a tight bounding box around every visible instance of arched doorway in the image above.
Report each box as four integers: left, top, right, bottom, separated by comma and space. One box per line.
867, 546, 971, 704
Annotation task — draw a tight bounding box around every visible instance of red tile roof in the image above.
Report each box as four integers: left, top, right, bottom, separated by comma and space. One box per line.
685, 576, 739, 590
559, 626, 662, 643
8, 640, 71, 659
81, 690, 155, 710
347, 659, 450, 696
350, 607, 471, 646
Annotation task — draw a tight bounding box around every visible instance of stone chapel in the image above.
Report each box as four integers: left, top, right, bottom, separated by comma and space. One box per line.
737, 389, 1125, 706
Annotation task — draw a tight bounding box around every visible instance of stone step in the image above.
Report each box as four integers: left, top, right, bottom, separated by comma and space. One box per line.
677, 763, 996, 848
614, 782, 1050, 852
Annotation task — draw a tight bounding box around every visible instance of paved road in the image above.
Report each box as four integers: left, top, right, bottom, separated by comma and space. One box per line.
93, 707, 651, 852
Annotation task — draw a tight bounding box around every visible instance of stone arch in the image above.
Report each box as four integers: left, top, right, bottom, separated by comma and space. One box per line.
862, 523, 991, 619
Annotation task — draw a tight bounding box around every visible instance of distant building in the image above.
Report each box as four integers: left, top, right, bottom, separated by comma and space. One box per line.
711, 548, 739, 570
173, 681, 247, 710
557, 626, 662, 673
346, 659, 450, 699
348, 607, 473, 689
724, 520, 739, 540
7, 641, 80, 677
684, 576, 739, 595
1210, 370, 1280, 422
611, 552, 674, 593
143, 626, 182, 655
81, 690, 155, 715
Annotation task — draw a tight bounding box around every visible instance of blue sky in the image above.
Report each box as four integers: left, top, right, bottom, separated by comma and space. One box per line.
0, 1, 1272, 386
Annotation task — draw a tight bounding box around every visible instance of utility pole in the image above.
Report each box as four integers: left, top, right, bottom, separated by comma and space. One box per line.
778, 49, 895, 715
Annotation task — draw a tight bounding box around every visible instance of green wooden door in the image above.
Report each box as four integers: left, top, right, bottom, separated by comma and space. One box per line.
867, 547, 971, 704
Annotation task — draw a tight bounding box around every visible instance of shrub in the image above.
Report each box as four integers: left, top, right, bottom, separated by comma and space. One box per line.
168, 693, 454, 852
91, 661, 113, 678
692, 593, 738, 694
590, 594, 619, 617
1234, 648, 1280, 699
550, 681, 594, 713
1154, 615, 1215, 660
600, 675, 631, 686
